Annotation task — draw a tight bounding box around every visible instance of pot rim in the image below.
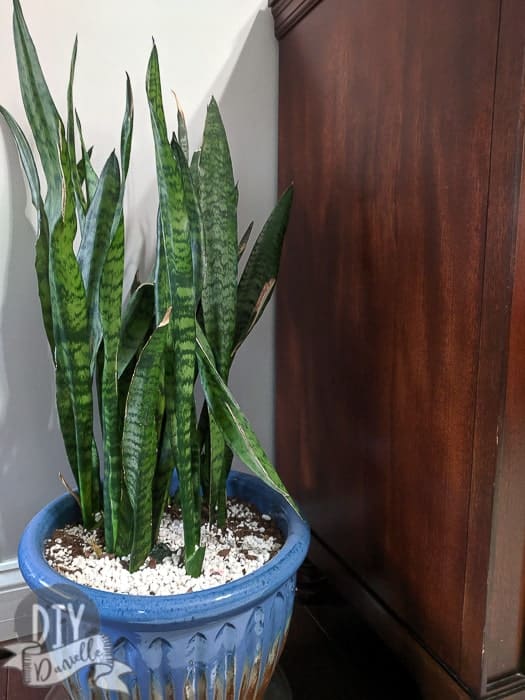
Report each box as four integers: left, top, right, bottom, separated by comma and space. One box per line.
18, 471, 310, 625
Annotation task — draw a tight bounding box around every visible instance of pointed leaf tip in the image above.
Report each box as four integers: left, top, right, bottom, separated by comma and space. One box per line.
159, 306, 172, 327
125, 72, 133, 101
209, 96, 219, 109
172, 90, 183, 114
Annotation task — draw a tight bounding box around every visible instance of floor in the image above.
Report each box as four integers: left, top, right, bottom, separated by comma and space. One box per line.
0, 561, 420, 699
278, 561, 422, 699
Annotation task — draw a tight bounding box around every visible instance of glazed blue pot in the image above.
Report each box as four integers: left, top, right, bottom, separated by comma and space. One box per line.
18, 471, 309, 699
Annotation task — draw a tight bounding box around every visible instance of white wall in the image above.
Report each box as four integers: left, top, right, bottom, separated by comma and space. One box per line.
0, 0, 278, 583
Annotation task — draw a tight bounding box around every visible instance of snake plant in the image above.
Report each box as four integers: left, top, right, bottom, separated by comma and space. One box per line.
2, 0, 296, 577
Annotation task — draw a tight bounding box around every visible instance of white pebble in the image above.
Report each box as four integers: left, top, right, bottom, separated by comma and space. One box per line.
45, 503, 282, 596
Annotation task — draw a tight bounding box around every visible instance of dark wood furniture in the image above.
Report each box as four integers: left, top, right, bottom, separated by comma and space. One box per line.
271, 1, 525, 697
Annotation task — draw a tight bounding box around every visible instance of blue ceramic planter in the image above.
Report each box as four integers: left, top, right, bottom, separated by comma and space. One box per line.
18, 471, 309, 699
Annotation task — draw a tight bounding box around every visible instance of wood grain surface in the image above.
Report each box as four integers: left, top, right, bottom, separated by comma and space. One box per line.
274, 0, 525, 695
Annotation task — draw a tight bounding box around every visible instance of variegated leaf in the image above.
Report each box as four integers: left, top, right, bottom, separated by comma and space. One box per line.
146, 42, 204, 577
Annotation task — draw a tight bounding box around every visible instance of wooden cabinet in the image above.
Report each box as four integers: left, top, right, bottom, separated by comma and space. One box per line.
271, 1, 525, 697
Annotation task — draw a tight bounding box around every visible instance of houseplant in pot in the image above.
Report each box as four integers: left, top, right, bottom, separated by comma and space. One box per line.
1, 1, 309, 697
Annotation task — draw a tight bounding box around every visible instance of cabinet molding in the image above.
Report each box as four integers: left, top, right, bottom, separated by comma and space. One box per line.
269, 0, 323, 38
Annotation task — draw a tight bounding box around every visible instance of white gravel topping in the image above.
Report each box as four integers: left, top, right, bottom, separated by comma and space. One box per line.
44, 501, 283, 596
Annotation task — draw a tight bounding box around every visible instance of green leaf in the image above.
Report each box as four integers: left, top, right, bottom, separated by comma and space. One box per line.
122, 314, 169, 572
12, 0, 63, 231
77, 152, 121, 371
66, 36, 87, 229
99, 218, 125, 551
99, 81, 134, 550
174, 92, 189, 162
50, 128, 99, 527
34, 211, 54, 354
171, 135, 205, 306
114, 485, 133, 556
0, 107, 54, 352
95, 338, 104, 429
66, 38, 78, 163
199, 97, 238, 380
0, 107, 40, 207
120, 74, 134, 180
75, 111, 98, 205
118, 282, 155, 379
198, 403, 210, 496
208, 415, 226, 526
55, 366, 79, 485
196, 322, 298, 514
190, 396, 201, 500
115, 359, 135, 557
152, 414, 172, 543
238, 221, 254, 261
234, 186, 293, 354
76, 149, 89, 187
146, 42, 203, 577
154, 208, 170, 325
190, 149, 200, 194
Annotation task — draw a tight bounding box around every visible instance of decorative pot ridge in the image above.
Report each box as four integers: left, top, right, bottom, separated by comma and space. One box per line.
18, 471, 310, 699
